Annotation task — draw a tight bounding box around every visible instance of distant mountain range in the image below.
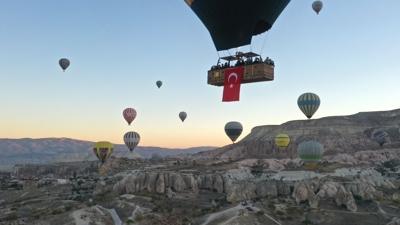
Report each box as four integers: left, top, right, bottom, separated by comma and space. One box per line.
0, 138, 215, 170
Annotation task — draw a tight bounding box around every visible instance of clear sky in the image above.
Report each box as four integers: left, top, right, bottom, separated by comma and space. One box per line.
1, 0, 399, 148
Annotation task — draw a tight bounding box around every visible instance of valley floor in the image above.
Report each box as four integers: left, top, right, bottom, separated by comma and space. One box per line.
1, 155, 400, 225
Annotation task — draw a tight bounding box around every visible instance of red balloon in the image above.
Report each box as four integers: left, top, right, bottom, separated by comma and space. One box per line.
123, 108, 137, 125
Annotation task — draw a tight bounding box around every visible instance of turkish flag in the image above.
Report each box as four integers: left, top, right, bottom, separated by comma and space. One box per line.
222, 67, 244, 102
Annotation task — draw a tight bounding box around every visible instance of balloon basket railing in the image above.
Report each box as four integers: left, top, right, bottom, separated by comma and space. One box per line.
208, 63, 274, 86
304, 162, 319, 170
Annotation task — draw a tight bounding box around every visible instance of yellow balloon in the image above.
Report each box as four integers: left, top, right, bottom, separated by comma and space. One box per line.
275, 134, 290, 148
93, 141, 114, 163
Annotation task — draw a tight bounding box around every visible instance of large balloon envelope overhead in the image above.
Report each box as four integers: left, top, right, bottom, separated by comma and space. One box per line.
123, 108, 137, 125
372, 130, 388, 147
179, 111, 187, 122
185, 0, 291, 51
156, 80, 163, 88
297, 140, 324, 163
59, 58, 70, 72
275, 133, 290, 148
312, 1, 323, 15
93, 141, 114, 164
297, 93, 320, 119
225, 121, 243, 143
124, 131, 140, 152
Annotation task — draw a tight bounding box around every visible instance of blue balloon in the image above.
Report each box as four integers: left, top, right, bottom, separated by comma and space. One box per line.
156, 80, 162, 88
297, 140, 324, 163
298, 93, 320, 119
59, 58, 70, 72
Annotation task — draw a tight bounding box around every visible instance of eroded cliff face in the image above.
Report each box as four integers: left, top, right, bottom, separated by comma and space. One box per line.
111, 160, 400, 212
197, 109, 400, 160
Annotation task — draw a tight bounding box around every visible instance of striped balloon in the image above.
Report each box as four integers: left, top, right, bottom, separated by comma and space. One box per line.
297, 93, 320, 119
297, 140, 324, 163
275, 133, 290, 148
124, 131, 140, 152
123, 108, 137, 125
93, 141, 114, 164
224, 121, 243, 143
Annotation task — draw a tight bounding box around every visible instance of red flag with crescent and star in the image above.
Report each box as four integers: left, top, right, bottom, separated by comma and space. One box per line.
222, 66, 244, 102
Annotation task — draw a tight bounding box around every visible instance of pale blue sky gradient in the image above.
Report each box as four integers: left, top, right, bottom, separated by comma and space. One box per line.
1, 1, 399, 147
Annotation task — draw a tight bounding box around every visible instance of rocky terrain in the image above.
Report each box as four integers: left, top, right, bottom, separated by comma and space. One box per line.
197, 109, 400, 160
0, 153, 399, 225
0, 109, 400, 225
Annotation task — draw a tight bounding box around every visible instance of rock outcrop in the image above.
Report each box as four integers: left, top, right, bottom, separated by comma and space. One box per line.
196, 109, 400, 160
113, 166, 397, 212
387, 217, 400, 225
114, 171, 225, 194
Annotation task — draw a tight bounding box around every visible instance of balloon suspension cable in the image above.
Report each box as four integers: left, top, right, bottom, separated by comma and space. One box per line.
216, 51, 221, 64
236, 47, 241, 55
260, 33, 269, 56
226, 49, 233, 57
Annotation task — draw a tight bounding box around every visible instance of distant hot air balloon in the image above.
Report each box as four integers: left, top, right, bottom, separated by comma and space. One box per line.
372, 130, 388, 147
298, 93, 320, 119
179, 111, 187, 122
275, 133, 290, 149
297, 140, 324, 164
225, 121, 243, 143
93, 141, 114, 164
312, 1, 323, 15
124, 131, 140, 152
59, 58, 70, 72
156, 80, 162, 88
123, 108, 137, 125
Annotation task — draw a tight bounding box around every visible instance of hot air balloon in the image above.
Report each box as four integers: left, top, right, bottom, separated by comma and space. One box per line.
298, 93, 320, 119
156, 80, 162, 88
59, 58, 70, 72
297, 140, 324, 164
186, 0, 290, 51
123, 108, 137, 125
275, 133, 290, 149
372, 130, 388, 147
179, 111, 187, 122
124, 131, 140, 152
225, 121, 243, 143
93, 141, 114, 164
312, 1, 323, 15
185, 0, 290, 90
